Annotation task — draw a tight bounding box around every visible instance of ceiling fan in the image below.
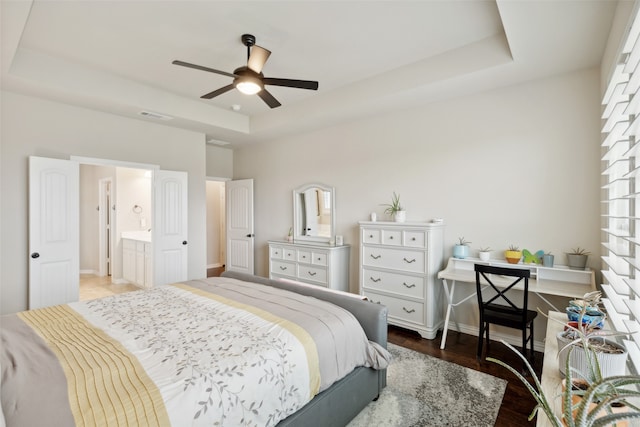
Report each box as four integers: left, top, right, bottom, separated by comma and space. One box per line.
172, 34, 319, 109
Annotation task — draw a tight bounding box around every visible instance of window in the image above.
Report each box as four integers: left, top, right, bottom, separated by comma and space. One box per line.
602, 5, 640, 374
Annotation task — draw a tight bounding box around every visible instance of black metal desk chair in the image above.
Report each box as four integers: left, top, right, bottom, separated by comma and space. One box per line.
474, 263, 537, 362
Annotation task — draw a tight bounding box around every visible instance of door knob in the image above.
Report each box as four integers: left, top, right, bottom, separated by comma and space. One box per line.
182, 241, 188, 245
31, 252, 40, 259
246, 233, 255, 237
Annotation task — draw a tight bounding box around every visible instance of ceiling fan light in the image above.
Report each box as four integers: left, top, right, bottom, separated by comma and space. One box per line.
236, 80, 262, 95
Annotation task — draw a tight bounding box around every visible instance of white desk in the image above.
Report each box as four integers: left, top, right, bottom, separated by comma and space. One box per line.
437, 257, 596, 350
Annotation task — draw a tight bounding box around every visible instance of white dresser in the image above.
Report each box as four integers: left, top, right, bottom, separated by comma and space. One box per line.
268, 241, 350, 292
359, 221, 445, 339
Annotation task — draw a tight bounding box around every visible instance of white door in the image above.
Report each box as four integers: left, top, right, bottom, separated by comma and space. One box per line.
153, 170, 188, 286
29, 156, 79, 309
226, 179, 254, 274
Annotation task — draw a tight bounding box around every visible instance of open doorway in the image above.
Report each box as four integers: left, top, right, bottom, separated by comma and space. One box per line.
206, 179, 227, 277
79, 164, 153, 300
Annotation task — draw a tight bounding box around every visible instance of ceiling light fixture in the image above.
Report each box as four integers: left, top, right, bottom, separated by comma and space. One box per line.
235, 75, 263, 95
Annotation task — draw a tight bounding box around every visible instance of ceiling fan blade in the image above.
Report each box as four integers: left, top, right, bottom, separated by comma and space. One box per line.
247, 45, 271, 74
263, 78, 318, 90
172, 60, 236, 78
201, 84, 235, 99
257, 89, 282, 108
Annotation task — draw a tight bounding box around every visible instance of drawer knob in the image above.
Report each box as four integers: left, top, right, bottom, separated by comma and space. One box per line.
369, 234, 373, 238
403, 282, 416, 288
370, 277, 381, 283
389, 236, 394, 239
302, 255, 306, 259
403, 258, 416, 264
412, 237, 416, 241
317, 257, 322, 261
279, 266, 287, 271
403, 307, 416, 314
370, 254, 381, 260
308, 271, 317, 276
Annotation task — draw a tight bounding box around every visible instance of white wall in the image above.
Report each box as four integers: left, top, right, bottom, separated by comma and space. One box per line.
0, 91, 212, 314
234, 68, 602, 346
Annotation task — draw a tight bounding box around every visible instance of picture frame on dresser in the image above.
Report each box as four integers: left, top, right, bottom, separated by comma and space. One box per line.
358, 221, 445, 339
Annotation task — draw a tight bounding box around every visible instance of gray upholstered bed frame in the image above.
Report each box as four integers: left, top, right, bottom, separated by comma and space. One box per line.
220, 271, 388, 427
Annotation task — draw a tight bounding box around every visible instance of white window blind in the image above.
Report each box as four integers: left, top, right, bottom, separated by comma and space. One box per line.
602, 5, 640, 374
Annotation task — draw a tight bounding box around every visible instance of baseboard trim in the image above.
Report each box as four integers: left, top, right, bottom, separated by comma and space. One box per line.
80, 269, 99, 275
207, 263, 223, 269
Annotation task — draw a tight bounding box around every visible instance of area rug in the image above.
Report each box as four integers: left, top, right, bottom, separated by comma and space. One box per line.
347, 343, 507, 427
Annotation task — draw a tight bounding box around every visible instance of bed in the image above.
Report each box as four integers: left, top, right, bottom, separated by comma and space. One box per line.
1, 271, 390, 427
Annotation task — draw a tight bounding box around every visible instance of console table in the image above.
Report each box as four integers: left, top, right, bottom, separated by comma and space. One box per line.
437, 257, 595, 349
538, 310, 564, 427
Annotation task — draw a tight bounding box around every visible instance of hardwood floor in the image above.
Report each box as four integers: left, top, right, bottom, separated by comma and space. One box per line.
388, 325, 544, 427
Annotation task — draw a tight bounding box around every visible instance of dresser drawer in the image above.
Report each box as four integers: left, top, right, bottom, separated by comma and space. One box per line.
364, 291, 424, 325
362, 228, 381, 245
312, 251, 328, 266
381, 229, 403, 246
297, 249, 312, 264
283, 248, 296, 261
404, 230, 427, 248
362, 268, 425, 299
297, 265, 327, 284
271, 260, 296, 278
362, 246, 426, 273
270, 245, 284, 259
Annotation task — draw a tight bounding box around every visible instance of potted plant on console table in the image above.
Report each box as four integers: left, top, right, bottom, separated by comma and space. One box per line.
488, 291, 640, 427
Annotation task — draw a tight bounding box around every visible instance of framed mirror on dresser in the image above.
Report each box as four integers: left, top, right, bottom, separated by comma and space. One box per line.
268, 183, 350, 292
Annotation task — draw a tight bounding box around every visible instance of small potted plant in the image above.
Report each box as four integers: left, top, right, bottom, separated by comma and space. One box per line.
286, 227, 293, 242
504, 244, 522, 264
478, 247, 491, 262
567, 247, 590, 270
453, 237, 471, 259
381, 191, 406, 222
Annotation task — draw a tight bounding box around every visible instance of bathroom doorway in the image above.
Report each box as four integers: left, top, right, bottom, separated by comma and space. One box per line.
206, 179, 227, 276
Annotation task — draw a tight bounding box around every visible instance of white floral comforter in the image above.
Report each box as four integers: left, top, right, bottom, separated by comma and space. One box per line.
2, 277, 390, 427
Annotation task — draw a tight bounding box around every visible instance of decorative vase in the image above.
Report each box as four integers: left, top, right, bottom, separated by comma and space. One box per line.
542, 254, 554, 267
394, 210, 406, 223
478, 251, 491, 262
504, 250, 522, 264
453, 245, 469, 259
567, 254, 588, 270
556, 332, 627, 380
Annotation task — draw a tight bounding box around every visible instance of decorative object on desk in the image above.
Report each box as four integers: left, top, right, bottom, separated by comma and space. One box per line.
543, 252, 555, 267
478, 247, 491, 262
453, 237, 471, 259
381, 191, 406, 222
556, 291, 628, 381
566, 247, 590, 270
504, 244, 522, 264
488, 340, 640, 427
336, 235, 344, 246
522, 249, 544, 264
287, 226, 293, 242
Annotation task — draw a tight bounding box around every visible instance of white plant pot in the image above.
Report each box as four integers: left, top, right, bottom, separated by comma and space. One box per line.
557, 332, 628, 381
479, 251, 491, 262
394, 210, 406, 222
